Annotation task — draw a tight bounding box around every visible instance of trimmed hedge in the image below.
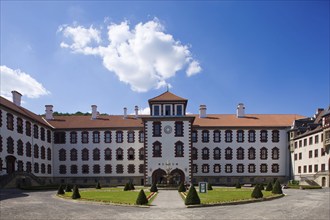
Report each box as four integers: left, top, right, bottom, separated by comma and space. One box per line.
251, 184, 263, 199
57, 185, 65, 195
272, 180, 283, 194
265, 182, 273, 191
129, 182, 135, 190
123, 183, 130, 191
150, 182, 158, 192
65, 184, 72, 192
259, 184, 265, 191
72, 185, 81, 199
136, 189, 148, 205
96, 181, 101, 189
207, 183, 213, 190
235, 182, 241, 189
178, 182, 186, 192
185, 186, 201, 205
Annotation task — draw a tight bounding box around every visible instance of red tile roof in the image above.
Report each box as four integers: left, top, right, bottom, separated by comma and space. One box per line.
148, 91, 187, 102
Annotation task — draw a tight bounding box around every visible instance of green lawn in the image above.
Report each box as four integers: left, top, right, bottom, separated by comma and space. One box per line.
60, 187, 154, 205
196, 187, 278, 204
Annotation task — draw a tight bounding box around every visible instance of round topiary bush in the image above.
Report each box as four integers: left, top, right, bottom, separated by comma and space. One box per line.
129, 182, 135, 190
72, 185, 81, 199
259, 184, 265, 190
185, 186, 201, 205
96, 181, 101, 189
136, 189, 148, 205
57, 185, 65, 195
207, 183, 213, 190
251, 184, 263, 199
235, 182, 241, 189
178, 182, 186, 192
272, 180, 283, 194
65, 184, 72, 192
124, 183, 130, 191
150, 182, 158, 192
265, 182, 273, 191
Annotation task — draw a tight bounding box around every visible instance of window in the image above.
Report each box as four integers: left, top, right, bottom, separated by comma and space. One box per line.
202, 147, 209, 160
17, 160, 23, 172
260, 130, 268, 142
139, 148, 144, 160
82, 131, 89, 143
116, 164, 124, 174
153, 105, 160, 116
248, 147, 256, 160
116, 131, 123, 143
237, 130, 244, 142
303, 165, 307, 173
248, 130, 256, 142
237, 164, 244, 173
314, 149, 318, 158
26, 162, 32, 173
153, 122, 161, 137
34, 163, 39, 173
294, 142, 297, 148
260, 147, 268, 160
294, 153, 297, 161
139, 131, 144, 143
248, 164, 256, 173
104, 148, 111, 160
314, 164, 318, 172
309, 137, 313, 145
315, 135, 319, 144
0, 110, 2, 127
17, 140, 23, 156
165, 105, 171, 116
59, 148, 66, 161
6, 113, 14, 130
93, 148, 100, 161
33, 125, 39, 139
213, 147, 221, 160
272, 130, 279, 142
92, 131, 100, 143
214, 164, 221, 173
153, 141, 162, 157
59, 165, 66, 174
40, 127, 45, 141
47, 165, 52, 174
304, 138, 307, 146
0, 135, 2, 152
34, 144, 39, 158
70, 148, 77, 161
225, 147, 233, 160
309, 150, 313, 158
71, 165, 78, 174
127, 148, 135, 160
116, 148, 124, 160
308, 165, 312, 173
321, 164, 326, 171
299, 140, 302, 148
272, 147, 279, 160
260, 164, 268, 173
272, 164, 279, 173
175, 121, 184, 137
202, 130, 209, 142
82, 165, 89, 174
127, 164, 135, 174
139, 164, 144, 174
299, 152, 302, 160
225, 164, 233, 173
54, 132, 66, 144
127, 131, 135, 143
202, 164, 209, 173
17, 117, 23, 134
192, 130, 198, 142
105, 164, 112, 174
176, 105, 183, 116
225, 130, 232, 142
47, 130, 51, 143
192, 164, 198, 173
41, 163, 45, 174
40, 146, 45, 159
236, 147, 244, 160
192, 147, 198, 160
93, 165, 100, 174
26, 121, 31, 136
26, 142, 31, 157
82, 148, 89, 161
321, 148, 326, 156
174, 141, 184, 157
104, 131, 112, 143
298, 166, 301, 173
213, 130, 221, 143
70, 132, 77, 144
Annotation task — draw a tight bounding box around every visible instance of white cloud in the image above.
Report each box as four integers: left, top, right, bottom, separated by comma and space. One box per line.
59, 18, 202, 92
0, 65, 50, 99
139, 107, 150, 115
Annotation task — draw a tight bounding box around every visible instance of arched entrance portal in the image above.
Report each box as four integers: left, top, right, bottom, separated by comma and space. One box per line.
6, 155, 16, 174
170, 168, 185, 185
152, 169, 166, 184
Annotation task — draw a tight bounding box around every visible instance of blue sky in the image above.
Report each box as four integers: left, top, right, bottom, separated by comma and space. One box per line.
1, 1, 329, 117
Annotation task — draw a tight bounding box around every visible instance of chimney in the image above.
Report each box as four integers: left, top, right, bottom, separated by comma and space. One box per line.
237, 103, 245, 118
12, 91, 22, 106
45, 105, 54, 120
199, 105, 207, 118
134, 106, 139, 118
91, 105, 97, 120
123, 107, 127, 119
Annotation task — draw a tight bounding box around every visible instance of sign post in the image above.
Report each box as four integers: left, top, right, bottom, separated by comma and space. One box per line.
199, 182, 207, 193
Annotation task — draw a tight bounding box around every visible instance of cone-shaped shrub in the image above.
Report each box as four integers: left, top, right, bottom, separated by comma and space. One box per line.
185, 186, 201, 205
207, 183, 213, 190
251, 184, 263, 199
72, 185, 81, 199
150, 182, 158, 192
265, 182, 273, 191
96, 181, 101, 189
124, 183, 130, 191
272, 180, 283, 194
259, 184, 265, 190
136, 189, 148, 205
65, 184, 72, 192
129, 182, 135, 190
57, 185, 65, 195
178, 182, 186, 192
235, 182, 241, 189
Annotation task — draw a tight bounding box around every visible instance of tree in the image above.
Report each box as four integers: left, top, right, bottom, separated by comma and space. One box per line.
57, 185, 65, 195
124, 183, 130, 191
136, 189, 148, 205
251, 184, 263, 199
129, 182, 135, 190
178, 182, 186, 192
272, 180, 283, 194
259, 184, 265, 190
207, 183, 213, 190
265, 182, 273, 191
96, 181, 101, 189
72, 185, 81, 199
150, 182, 158, 192
235, 182, 241, 189
185, 186, 201, 205
65, 184, 72, 192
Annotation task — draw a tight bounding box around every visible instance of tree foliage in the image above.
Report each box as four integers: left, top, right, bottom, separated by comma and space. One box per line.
72, 185, 81, 199
57, 185, 65, 195
185, 186, 201, 205
136, 189, 148, 205
150, 182, 158, 192
251, 184, 263, 199
272, 180, 283, 194
178, 182, 186, 192
265, 182, 273, 191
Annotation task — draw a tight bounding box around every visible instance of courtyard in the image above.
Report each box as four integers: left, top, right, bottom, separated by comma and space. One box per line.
0, 188, 329, 220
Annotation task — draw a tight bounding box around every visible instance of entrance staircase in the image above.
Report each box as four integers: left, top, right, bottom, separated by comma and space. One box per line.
0, 172, 44, 188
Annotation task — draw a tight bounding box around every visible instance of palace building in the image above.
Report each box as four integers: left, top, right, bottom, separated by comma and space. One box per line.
1, 90, 329, 187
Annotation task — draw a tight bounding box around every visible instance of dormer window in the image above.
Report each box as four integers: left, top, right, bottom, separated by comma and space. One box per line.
176, 105, 183, 116
164, 105, 171, 116
153, 105, 160, 116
